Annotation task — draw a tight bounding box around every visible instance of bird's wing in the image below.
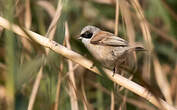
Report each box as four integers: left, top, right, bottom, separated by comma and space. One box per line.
90, 31, 128, 46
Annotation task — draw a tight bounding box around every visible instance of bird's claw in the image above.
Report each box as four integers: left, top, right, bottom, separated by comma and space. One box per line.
112, 67, 116, 77
90, 63, 95, 69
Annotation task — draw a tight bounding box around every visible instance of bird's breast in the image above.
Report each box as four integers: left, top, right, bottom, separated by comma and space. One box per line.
84, 43, 118, 69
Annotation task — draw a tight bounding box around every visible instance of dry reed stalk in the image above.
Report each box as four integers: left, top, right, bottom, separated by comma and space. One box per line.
130, 0, 153, 49
128, 5, 177, 48
45, 0, 62, 54
81, 76, 90, 110
119, 90, 128, 110
25, 0, 31, 29
119, 0, 135, 44
60, 64, 79, 81
37, 1, 56, 18
119, 0, 138, 74
54, 62, 63, 110
0, 16, 176, 110
100, 18, 114, 30
0, 86, 6, 100
46, 0, 62, 39
27, 1, 63, 110
153, 56, 172, 104
0, 63, 6, 70
0, 87, 7, 110
27, 66, 43, 110
20, 37, 32, 52
111, 0, 120, 109
20, 0, 32, 52
114, 0, 119, 36
171, 65, 177, 106
125, 97, 156, 110
91, 82, 156, 110
110, 91, 115, 110
87, 79, 156, 110
27, 51, 42, 110
15, 0, 20, 6
27, 61, 43, 110
130, 0, 152, 81
119, 75, 133, 91
54, 63, 79, 110
65, 22, 79, 110
91, 0, 114, 4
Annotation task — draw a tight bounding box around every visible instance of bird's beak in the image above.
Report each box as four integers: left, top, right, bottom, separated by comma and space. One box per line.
78, 37, 82, 40
76, 34, 82, 40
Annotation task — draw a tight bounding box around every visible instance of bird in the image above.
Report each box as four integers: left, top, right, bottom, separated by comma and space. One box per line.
78, 25, 145, 76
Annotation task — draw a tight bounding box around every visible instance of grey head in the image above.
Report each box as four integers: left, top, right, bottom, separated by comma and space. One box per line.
80, 25, 100, 39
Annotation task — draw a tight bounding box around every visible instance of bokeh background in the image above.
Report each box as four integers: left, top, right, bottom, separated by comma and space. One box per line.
0, 0, 177, 110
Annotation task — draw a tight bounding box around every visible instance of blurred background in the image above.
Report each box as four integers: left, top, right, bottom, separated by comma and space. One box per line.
0, 0, 177, 110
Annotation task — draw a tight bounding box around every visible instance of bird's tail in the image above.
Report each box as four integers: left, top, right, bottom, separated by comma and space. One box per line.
135, 46, 146, 51
130, 43, 146, 51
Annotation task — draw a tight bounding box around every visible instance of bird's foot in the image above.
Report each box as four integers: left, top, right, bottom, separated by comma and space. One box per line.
90, 63, 96, 69
112, 67, 116, 77
112, 66, 122, 77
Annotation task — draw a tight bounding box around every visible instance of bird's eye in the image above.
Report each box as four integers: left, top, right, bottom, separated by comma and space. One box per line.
81, 31, 93, 39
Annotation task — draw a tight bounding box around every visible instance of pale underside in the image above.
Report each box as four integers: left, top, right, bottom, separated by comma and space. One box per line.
82, 38, 132, 70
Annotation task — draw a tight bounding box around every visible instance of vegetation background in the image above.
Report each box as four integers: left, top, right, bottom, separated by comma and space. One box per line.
0, 0, 177, 110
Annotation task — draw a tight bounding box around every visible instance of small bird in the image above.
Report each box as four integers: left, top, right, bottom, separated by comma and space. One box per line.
78, 25, 145, 75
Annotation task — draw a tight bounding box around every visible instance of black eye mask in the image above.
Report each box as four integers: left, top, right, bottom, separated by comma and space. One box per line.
80, 31, 93, 39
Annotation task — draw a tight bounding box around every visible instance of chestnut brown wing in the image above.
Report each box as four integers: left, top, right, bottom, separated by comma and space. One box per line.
90, 31, 128, 46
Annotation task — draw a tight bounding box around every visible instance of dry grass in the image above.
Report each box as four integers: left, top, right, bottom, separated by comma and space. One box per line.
27, 1, 63, 110
65, 22, 79, 110
0, 0, 177, 110
114, 0, 119, 36
0, 16, 176, 110
54, 62, 63, 110
153, 56, 172, 104
27, 66, 43, 110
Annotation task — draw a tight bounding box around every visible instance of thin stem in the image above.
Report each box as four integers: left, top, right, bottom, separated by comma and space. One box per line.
114, 0, 119, 36
27, 67, 43, 110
